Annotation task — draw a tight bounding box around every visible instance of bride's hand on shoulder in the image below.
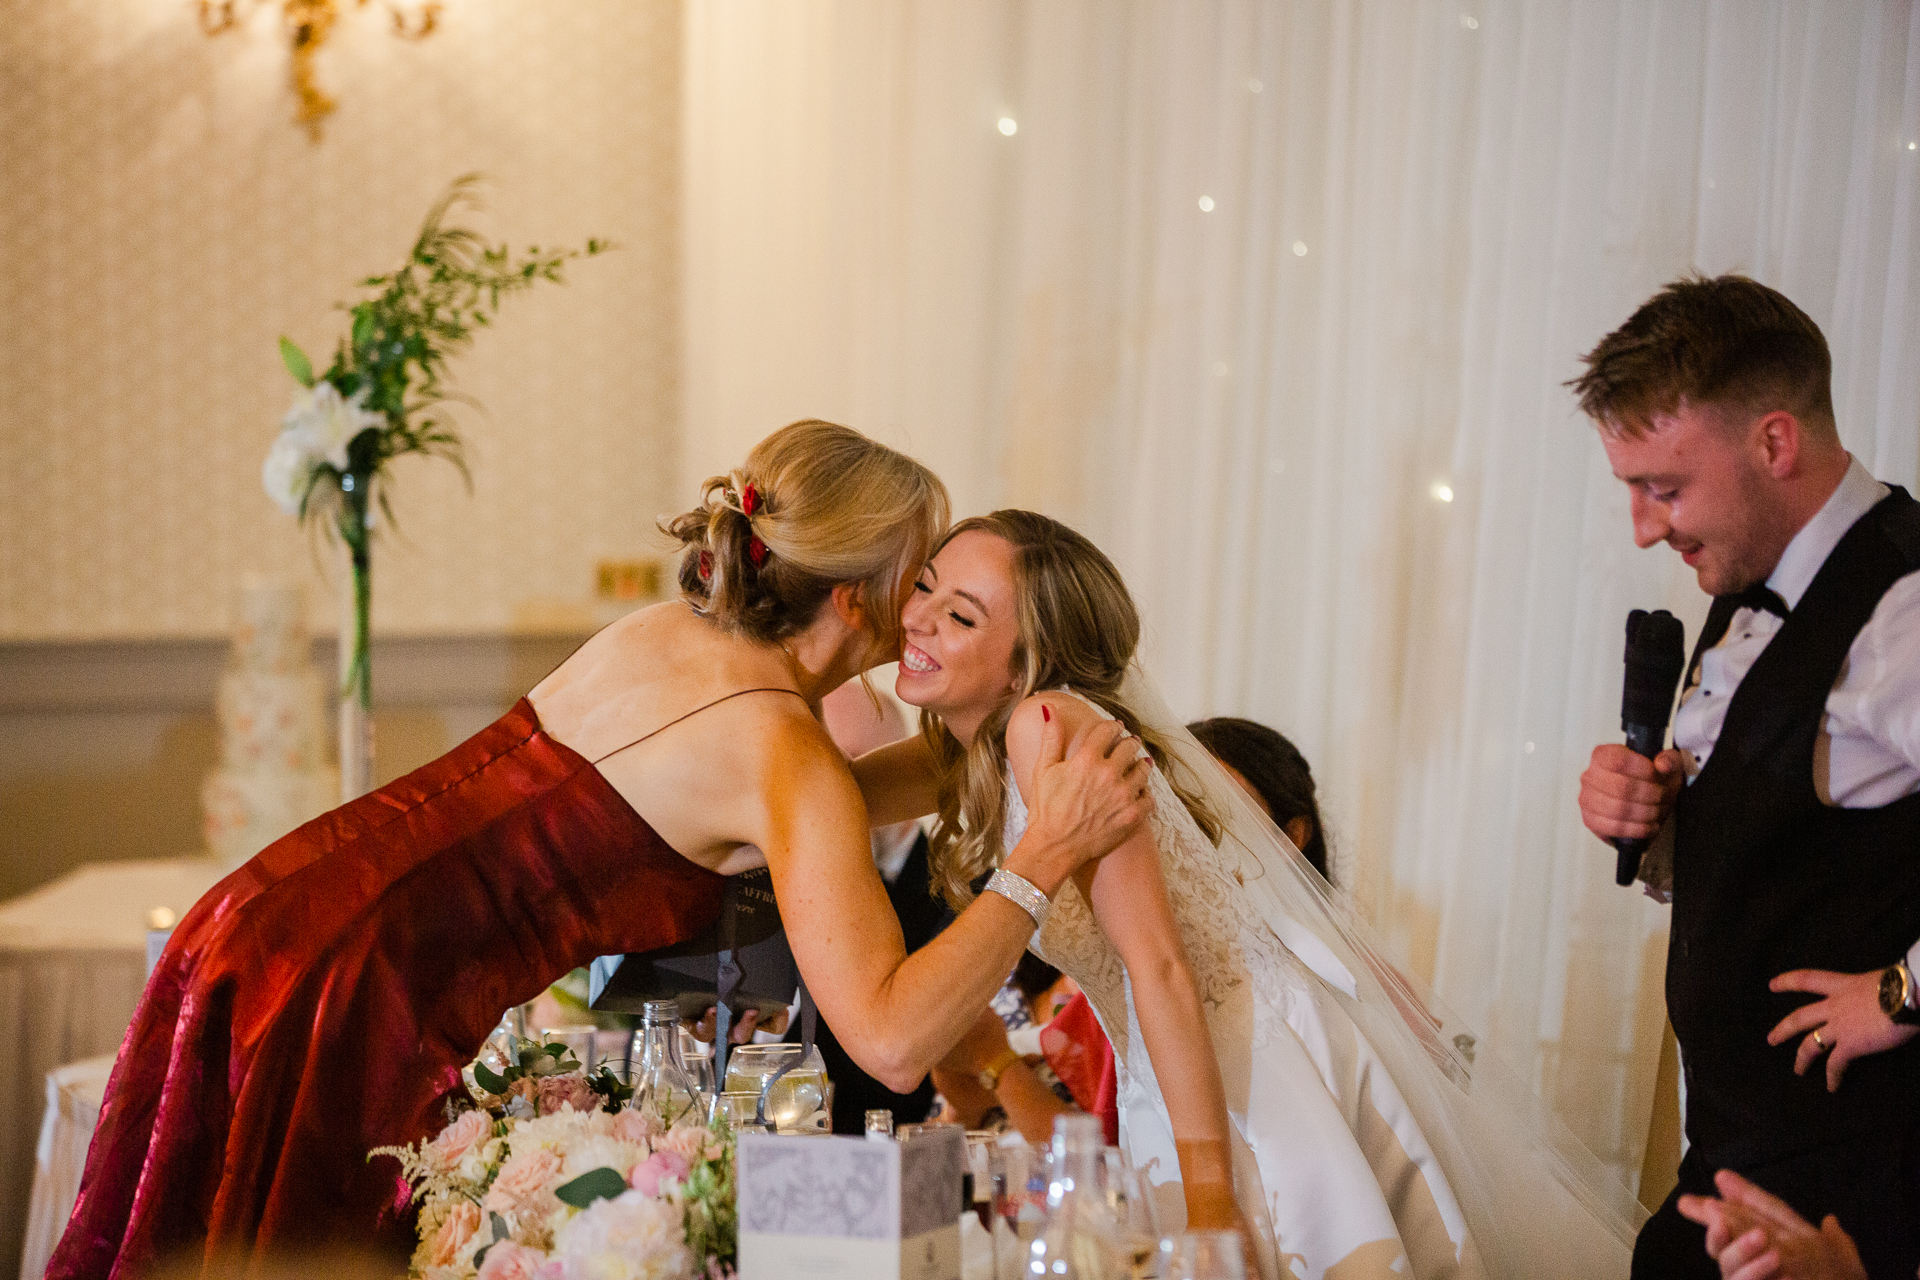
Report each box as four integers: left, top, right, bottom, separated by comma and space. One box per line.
1004, 694, 1153, 893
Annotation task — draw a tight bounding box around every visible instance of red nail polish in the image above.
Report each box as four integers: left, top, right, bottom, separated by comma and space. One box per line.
1042, 706, 1051, 723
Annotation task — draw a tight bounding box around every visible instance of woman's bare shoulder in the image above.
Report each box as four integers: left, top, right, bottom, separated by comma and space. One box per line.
530, 600, 692, 698
1003, 692, 1103, 798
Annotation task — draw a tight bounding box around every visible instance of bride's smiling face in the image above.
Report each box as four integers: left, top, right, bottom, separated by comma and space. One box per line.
895, 529, 1022, 734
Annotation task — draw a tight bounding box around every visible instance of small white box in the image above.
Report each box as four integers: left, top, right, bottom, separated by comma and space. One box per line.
737, 1128, 965, 1280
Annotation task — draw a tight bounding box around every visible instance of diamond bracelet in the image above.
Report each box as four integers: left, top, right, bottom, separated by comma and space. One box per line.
985, 867, 1051, 933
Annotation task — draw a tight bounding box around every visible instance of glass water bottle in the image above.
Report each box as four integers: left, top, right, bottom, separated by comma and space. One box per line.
630, 999, 703, 1128
1026, 1114, 1125, 1279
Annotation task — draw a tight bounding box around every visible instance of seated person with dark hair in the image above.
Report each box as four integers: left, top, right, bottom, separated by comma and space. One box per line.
1188, 716, 1331, 882
931, 953, 1088, 1142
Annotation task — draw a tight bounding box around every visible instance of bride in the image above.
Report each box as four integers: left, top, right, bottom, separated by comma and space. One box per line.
856, 510, 1645, 1280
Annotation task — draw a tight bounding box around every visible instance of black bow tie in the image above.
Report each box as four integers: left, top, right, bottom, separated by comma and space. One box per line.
1728, 584, 1789, 618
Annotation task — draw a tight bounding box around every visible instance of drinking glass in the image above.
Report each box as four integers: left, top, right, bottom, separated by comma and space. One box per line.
539, 1024, 601, 1073
964, 1131, 998, 1227
476, 1014, 516, 1075
722, 1043, 829, 1132
1100, 1150, 1161, 1279
994, 1141, 1054, 1242
678, 1027, 716, 1098
709, 1089, 773, 1132
1157, 1231, 1246, 1280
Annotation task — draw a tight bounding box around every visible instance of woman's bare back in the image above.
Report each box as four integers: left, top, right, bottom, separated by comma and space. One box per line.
528, 600, 842, 874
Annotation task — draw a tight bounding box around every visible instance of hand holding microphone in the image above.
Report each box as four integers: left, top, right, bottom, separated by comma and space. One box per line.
1582, 609, 1686, 886
1614, 609, 1685, 885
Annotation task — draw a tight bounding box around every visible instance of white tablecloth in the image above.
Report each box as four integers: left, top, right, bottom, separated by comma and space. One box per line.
19, 1056, 113, 1280
0, 858, 225, 1279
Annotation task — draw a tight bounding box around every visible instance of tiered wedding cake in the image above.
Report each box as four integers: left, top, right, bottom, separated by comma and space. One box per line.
201, 579, 338, 868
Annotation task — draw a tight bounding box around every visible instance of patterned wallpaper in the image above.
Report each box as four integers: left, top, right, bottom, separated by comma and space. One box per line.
0, 0, 680, 640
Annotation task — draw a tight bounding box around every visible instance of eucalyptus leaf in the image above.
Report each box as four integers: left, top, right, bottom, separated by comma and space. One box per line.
472, 1061, 508, 1095
554, 1167, 628, 1209
279, 337, 315, 387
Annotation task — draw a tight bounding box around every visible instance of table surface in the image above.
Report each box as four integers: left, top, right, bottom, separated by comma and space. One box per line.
0, 857, 227, 952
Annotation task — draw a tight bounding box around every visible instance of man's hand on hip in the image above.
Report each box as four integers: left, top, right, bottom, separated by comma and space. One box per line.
1578, 744, 1685, 843
1767, 968, 1920, 1091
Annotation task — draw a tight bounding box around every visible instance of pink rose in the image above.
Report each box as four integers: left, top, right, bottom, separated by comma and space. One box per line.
627, 1148, 691, 1197
429, 1199, 482, 1268
610, 1108, 663, 1145
475, 1240, 548, 1280
535, 1074, 598, 1116
484, 1147, 565, 1216
657, 1126, 710, 1160
427, 1108, 492, 1169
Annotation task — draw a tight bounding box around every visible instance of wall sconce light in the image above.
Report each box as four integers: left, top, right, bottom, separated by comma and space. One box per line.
198, 0, 442, 141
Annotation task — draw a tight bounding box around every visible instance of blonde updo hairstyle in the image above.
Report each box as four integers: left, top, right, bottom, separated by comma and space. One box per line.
660, 420, 950, 656
923, 510, 1221, 910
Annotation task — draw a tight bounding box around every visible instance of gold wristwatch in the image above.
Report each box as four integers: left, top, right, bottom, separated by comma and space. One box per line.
976, 1046, 1021, 1092
1878, 960, 1920, 1026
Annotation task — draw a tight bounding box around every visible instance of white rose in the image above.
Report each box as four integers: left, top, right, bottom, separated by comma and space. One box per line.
553, 1191, 693, 1280
563, 1134, 646, 1181
281, 381, 381, 472
262, 433, 316, 515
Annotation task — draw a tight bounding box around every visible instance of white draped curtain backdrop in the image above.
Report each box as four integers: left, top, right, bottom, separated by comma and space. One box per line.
681, 0, 1920, 1190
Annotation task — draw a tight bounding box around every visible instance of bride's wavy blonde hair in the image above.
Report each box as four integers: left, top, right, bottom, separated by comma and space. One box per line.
923, 510, 1221, 910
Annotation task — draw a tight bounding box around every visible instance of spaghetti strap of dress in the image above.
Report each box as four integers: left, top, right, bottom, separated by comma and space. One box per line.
590, 687, 807, 766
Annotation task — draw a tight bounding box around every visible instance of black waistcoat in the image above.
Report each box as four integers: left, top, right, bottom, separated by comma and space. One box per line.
1669, 486, 1920, 1167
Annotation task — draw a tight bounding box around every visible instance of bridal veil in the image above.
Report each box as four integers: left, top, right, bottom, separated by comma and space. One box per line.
1119, 665, 1646, 1278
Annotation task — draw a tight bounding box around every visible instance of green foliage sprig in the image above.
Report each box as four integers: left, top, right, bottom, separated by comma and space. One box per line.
267, 175, 610, 712
276, 173, 612, 527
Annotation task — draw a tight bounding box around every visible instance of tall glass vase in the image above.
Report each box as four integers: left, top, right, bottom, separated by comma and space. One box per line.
337, 472, 374, 801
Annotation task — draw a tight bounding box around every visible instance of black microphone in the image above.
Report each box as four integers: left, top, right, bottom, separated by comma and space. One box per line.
1614, 609, 1686, 886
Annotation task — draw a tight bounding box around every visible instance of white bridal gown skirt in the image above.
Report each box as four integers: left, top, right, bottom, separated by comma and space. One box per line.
1111, 966, 1483, 1280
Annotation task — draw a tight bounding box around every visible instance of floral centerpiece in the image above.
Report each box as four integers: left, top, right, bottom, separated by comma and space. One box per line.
264, 175, 608, 798
375, 1038, 736, 1280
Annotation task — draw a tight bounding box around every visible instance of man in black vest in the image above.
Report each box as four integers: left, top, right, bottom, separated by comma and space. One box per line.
1573, 275, 1920, 1278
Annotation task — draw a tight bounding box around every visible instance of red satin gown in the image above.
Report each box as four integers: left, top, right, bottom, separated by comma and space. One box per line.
47, 698, 729, 1280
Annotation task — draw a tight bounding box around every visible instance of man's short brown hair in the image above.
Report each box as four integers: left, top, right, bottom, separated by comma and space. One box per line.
1569, 274, 1833, 436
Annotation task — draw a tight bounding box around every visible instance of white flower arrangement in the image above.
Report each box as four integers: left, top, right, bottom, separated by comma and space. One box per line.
260, 176, 609, 740
263, 382, 383, 514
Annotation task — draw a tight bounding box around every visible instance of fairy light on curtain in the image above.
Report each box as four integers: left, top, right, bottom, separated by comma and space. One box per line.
197, 0, 442, 139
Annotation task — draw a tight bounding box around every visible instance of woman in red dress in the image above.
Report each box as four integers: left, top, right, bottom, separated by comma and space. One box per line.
48, 420, 1152, 1280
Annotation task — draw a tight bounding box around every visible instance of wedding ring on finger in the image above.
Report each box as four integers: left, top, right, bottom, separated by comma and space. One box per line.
1811, 1028, 1828, 1052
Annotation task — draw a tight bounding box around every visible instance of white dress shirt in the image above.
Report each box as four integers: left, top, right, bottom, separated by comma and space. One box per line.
1673, 456, 1920, 973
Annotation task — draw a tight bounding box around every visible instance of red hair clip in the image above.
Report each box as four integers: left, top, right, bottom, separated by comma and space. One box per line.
742, 484, 759, 517
697, 550, 713, 581
748, 536, 768, 567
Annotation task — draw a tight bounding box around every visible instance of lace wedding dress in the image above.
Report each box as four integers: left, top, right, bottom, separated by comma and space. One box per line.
1003, 685, 1642, 1280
